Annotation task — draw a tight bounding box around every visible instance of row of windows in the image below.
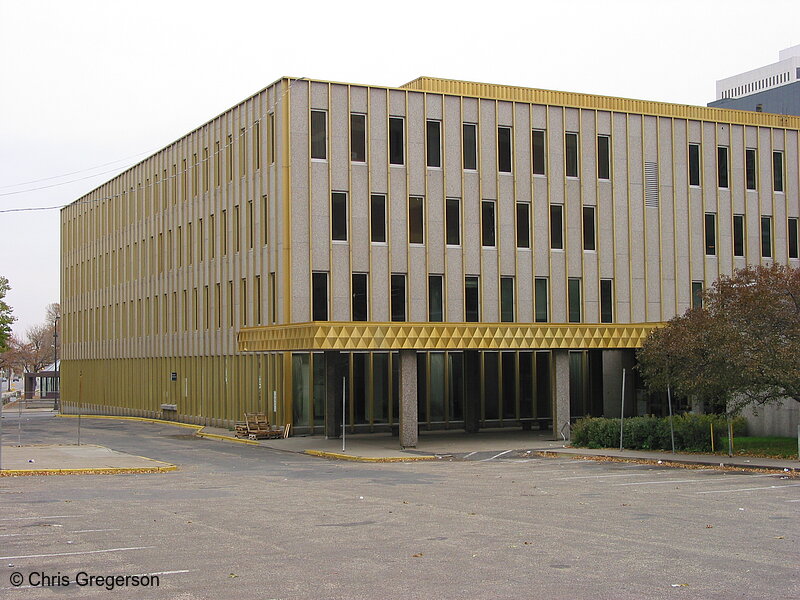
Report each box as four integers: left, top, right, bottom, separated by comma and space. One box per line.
704, 214, 799, 259
311, 272, 614, 325
721, 71, 792, 99
697, 144, 785, 191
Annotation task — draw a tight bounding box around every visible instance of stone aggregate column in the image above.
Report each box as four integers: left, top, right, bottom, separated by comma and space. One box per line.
553, 350, 571, 441
399, 350, 418, 449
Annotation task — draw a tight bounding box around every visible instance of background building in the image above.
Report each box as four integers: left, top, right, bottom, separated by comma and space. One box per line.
61, 76, 800, 444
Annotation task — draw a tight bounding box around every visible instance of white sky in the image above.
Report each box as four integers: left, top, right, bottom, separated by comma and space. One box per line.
1, 0, 798, 334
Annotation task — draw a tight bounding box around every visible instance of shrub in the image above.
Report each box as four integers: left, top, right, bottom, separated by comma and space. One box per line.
572, 414, 747, 452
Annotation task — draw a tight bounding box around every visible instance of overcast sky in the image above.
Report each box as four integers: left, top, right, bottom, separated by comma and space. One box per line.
1, 0, 798, 335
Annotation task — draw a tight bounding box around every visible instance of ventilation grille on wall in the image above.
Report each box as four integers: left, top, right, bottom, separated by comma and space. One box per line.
645, 161, 659, 208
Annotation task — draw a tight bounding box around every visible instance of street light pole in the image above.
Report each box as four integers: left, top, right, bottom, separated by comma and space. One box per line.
53, 315, 60, 411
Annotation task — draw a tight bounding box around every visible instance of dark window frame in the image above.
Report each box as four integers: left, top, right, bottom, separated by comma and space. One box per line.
534, 278, 548, 323
717, 146, 729, 189
600, 279, 613, 323
463, 123, 477, 171
350, 113, 366, 163
352, 273, 368, 321
568, 278, 581, 323
310, 110, 327, 160
445, 198, 461, 246
428, 275, 444, 322
582, 205, 596, 251
312, 272, 329, 321
389, 117, 404, 166
773, 151, 784, 192
516, 203, 530, 249
565, 132, 579, 178
688, 143, 701, 186
745, 148, 757, 190
370, 194, 386, 243
597, 135, 611, 180
331, 191, 348, 241
761, 215, 773, 258
705, 213, 717, 256
733, 214, 745, 257
465, 276, 480, 322
391, 274, 406, 322
481, 200, 496, 247
789, 218, 799, 259
498, 126, 512, 173
500, 277, 514, 323
550, 204, 564, 250
408, 196, 425, 245
532, 129, 546, 176
426, 120, 442, 168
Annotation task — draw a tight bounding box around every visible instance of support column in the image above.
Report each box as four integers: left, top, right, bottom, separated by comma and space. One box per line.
399, 350, 418, 449
602, 350, 636, 418
553, 350, 570, 441
464, 351, 480, 434
324, 351, 344, 439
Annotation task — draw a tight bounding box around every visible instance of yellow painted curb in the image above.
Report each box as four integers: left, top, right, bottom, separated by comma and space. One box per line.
196, 431, 259, 445
304, 450, 439, 462
0, 465, 177, 477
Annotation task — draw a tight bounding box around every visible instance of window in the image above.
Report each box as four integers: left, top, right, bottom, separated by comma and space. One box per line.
428, 275, 443, 322
582, 206, 596, 251
446, 198, 460, 246
773, 151, 784, 192
240, 278, 247, 326
481, 200, 496, 247
691, 281, 703, 310
733, 214, 745, 257
352, 273, 368, 321
498, 126, 512, 173
761, 216, 773, 257
332, 192, 348, 241
688, 143, 701, 186
789, 218, 799, 259
389, 117, 404, 165
565, 132, 579, 177
745, 148, 757, 190
409, 196, 424, 244
500, 277, 514, 322
600, 279, 613, 323
254, 275, 261, 325
312, 272, 328, 321
221, 210, 227, 256
532, 129, 546, 175
391, 274, 406, 322
516, 203, 530, 249
550, 204, 563, 250
351, 113, 366, 162
597, 135, 610, 180
568, 278, 581, 323
717, 146, 729, 189
269, 272, 276, 323
465, 276, 479, 322
311, 110, 327, 160
534, 278, 548, 323
233, 205, 240, 252
705, 213, 717, 256
268, 113, 275, 164
463, 123, 477, 170
426, 120, 441, 168
370, 194, 386, 243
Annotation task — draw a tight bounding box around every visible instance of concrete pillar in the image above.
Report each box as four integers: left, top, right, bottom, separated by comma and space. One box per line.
602, 350, 636, 418
324, 351, 344, 439
464, 351, 480, 433
553, 350, 570, 441
399, 350, 418, 448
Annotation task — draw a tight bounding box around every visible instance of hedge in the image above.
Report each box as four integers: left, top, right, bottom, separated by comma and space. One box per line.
571, 414, 747, 452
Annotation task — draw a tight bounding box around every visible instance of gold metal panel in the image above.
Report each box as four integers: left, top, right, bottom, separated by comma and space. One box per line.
237, 322, 662, 352
401, 76, 800, 131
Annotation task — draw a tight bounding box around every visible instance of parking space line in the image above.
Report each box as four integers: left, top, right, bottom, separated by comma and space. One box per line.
0, 546, 156, 560
0, 515, 78, 521
558, 472, 652, 480
463, 452, 477, 458
615, 473, 778, 487
479, 450, 514, 462
696, 483, 800, 494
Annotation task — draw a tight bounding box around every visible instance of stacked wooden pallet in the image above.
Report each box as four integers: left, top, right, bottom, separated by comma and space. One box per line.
234, 413, 287, 440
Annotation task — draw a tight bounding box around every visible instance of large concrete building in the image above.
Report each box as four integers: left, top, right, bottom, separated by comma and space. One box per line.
61, 76, 800, 445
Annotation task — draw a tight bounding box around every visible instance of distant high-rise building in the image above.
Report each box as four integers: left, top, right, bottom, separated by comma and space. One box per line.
709, 45, 800, 115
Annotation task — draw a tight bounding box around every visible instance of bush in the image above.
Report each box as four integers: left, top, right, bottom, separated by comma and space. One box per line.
572, 414, 747, 452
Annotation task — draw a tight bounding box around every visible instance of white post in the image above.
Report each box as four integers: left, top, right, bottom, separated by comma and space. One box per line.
619, 368, 626, 451
342, 377, 346, 453
667, 386, 676, 454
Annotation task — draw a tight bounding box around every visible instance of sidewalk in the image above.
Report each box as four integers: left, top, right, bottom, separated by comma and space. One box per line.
0, 444, 176, 475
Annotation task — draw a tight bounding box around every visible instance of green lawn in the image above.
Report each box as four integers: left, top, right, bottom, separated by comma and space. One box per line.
720, 436, 798, 459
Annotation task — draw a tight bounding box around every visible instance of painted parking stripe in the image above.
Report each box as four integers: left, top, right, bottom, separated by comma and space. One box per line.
615, 473, 778, 486
479, 450, 514, 462
0, 515, 78, 521
558, 472, 653, 480
0, 546, 155, 560
0, 528, 120, 538
463, 452, 477, 458
696, 483, 800, 494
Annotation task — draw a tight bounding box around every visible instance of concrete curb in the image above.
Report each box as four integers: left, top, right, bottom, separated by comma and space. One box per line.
304, 450, 439, 462
0, 464, 177, 477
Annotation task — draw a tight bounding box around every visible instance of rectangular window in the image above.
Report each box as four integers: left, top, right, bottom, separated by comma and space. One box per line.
691, 281, 703, 310
239, 128, 246, 178
773, 151, 784, 192
500, 277, 514, 323
717, 146, 729, 189
311, 110, 327, 160
332, 192, 348, 241
227, 281, 233, 327
215, 283, 221, 328
789, 218, 799, 259
600, 279, 613, 323
428, 275, 443, 322
568, 278, 581, 323
268, 113, 275, 164
565, 132, 579, 177
597, 135, 610, 180
446, 198, 460, 246
352, 273, 368, 321
516, 203, 530, 249
253, 121, 260, 170
389, 117, 404, 165
409, 196, 424, 244
481, 200, 496, 247
745, 148, 757, 190
534, 278, 548, 323
426, 120, 441, 168
269, 272, 276, 323
733, 214, 745, 257
550, 204, 563, 250
312, 272, 328, 321
391, 274, 406, 322
210, 214, 216, 258
240, 278, 247, 326
221, 209, 227, 256
370, 194, 386, 243
463, 123, 477, 170
705, 213, 717, 256
465, 276, 480, 322
233, 204, 240, 252
582, 206, 596, 251
761, 216, 773, 257
226, 136, 232, 182
688, 143, 701, 186
532, 129, 546, 176
350, 113, 366, 162
498, 126, 512, 173
254, 275, 261, 325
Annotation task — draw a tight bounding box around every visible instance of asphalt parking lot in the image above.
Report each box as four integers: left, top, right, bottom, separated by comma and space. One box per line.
0, 414, 798, 599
